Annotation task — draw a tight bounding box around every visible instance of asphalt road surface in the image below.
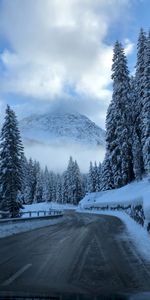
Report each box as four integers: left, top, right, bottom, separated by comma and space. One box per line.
0, 211, 150, 298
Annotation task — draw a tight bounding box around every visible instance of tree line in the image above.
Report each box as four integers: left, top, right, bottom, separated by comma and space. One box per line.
87, 29, 150, 192
0, 106, 87, 217
98, 28, 150, 190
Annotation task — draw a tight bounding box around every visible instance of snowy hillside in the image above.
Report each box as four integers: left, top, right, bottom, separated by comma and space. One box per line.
20, 112, 105, 147
80, 177, 150, 224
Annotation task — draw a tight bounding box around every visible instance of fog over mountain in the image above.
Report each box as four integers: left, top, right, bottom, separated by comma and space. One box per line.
20, 112, 105, 172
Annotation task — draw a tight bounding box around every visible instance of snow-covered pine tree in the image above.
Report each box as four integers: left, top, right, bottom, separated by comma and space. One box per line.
18, 154, 31, 204
66, 156, 75, 204
42, 166, 51, 202
130, 76, 143, 180
142, 30, 150, 174
105, 100, 117, 189
56, 174, 62, 203
49, 171, 57, 202
135, 28, 147, 174
61, 157, 83, 204
101, 154, 113, 191
0, 105, 24, 217
106, 41, 133, 188
81, 173, 88, 195
62, 171, 68, 203
94, 162, 99, 192
88, 162, 94, 192
98, 162, 102, 191
34, 169, 43, 203
26, 158, 36, 204
31, 160, 41, 203
73, 160, 83, 204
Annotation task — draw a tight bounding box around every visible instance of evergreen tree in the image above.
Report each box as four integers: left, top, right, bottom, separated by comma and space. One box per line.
105, 41, 133, 188
18, 154, 31, 204
81, 173, 88, 195
67, 156, 75, 203
130, 76, 143, 180
61, 157, 83, 204
56, 174, 62, 203
62, 171, 68, 203
42, 166, 51, 202
101, 155, 113, 191
141, 30, 150, 174
73, 160, 83, 203
27, 158, 36, 203
94, 162, 99, 192
88, 162, 94, 192
0, 105, 24, 217
34, 170, 43, 203
135, 28, 147, 174
49, 171, 57, 202
97, 162, 102, 191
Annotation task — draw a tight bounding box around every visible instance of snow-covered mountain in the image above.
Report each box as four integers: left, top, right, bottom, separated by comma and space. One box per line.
20, 112, 105, 147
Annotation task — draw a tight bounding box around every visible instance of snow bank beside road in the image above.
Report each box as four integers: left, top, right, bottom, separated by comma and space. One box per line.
22, 202, 76, 214
80, 177, 150, 223
0, 217, 64, 238
0, 202, 75, 238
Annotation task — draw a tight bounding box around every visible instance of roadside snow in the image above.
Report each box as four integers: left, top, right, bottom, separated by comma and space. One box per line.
80, 177, 150, 223
78, 208, 150, 262
0, 217, 64, 239
22, 202, 76, 214
0, 202, 75, 238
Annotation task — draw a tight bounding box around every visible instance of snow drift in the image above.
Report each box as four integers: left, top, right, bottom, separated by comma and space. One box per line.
80, 177, 150, 227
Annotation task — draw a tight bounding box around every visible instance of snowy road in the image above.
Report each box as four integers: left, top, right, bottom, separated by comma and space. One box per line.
0, 211, 150, 298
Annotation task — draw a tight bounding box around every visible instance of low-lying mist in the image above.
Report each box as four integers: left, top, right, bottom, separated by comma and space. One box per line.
24, 143, 105, 173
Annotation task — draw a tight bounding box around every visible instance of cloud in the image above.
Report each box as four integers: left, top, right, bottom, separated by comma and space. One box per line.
0, 0, 132, 128
124, 39, 134, 55
24, 143, 105, 173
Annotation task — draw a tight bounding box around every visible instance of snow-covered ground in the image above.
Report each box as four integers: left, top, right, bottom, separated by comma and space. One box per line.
21, 202, 77, 215
79, 177, 150, 262
80, 177, 150, 223
0, 203, 76, 238
0, 217, 64, 239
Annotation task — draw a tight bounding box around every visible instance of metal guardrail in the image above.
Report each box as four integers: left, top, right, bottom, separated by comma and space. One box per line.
0, 210, 63, 224
21, 210, 63, 217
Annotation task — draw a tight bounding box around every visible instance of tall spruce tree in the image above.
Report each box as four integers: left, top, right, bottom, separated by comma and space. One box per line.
73, 160, 83, 203
88, 162, 94, 192
98, 162, 102, 191
42, 166, 51, 202
34, 170, 43, 203
142, 30, 150, 173
101, 155, 113, 191
66, 156, 75, 203
130, 76, 143, 180
18, 154, 31, 204
0, 105, 24, 217
105, 41, 133, 188
56, 174, 62, 203
135, 28, 147, 174
94, 162, 99, 192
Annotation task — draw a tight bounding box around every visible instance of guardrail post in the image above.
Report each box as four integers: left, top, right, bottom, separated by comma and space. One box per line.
29, 211, 31, 217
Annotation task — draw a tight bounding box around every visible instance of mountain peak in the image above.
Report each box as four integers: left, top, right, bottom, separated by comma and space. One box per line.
20, 112, 105, 147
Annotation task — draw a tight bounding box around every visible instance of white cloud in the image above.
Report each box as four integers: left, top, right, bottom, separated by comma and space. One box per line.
124, 39, 134, 55
0, 0, 132, 127
24, 143, 105, 173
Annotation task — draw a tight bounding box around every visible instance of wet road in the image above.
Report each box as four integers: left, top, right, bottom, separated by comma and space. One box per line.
0, 211, 150, 298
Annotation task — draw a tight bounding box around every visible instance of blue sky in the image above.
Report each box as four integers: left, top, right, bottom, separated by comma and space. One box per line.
0, 0, 150, 128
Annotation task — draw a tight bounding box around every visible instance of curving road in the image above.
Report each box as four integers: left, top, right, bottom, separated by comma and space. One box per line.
0, 211, 150, 298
